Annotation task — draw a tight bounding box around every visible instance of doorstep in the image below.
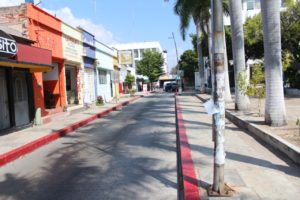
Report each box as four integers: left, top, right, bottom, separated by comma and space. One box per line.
42, 104, 87, 124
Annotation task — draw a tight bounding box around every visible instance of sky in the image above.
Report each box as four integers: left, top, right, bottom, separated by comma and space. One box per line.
1, 0, 196, 72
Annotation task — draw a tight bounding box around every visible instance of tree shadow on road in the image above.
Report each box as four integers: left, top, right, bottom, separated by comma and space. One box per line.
0, 93, 178, 200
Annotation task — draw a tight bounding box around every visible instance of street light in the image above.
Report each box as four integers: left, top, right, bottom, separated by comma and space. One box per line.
168, 32, 182, 93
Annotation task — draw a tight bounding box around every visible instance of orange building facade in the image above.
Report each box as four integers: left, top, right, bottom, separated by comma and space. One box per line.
26, 4, 66, 116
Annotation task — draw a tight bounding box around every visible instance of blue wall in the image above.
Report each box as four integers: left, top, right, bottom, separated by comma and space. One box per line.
83, 57, 95, 69
82, 30, 96, 66
83, 43, 96, 60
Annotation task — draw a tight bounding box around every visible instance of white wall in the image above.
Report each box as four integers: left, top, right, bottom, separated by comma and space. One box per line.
96, 69, 112, 102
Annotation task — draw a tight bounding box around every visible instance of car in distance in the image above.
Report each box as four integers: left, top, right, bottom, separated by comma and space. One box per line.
165, 83, 178, 92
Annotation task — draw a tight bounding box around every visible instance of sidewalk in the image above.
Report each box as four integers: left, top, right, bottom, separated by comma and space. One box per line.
195, 93, 300, 165
176, 93, 300, 199
0, 95, 142, 167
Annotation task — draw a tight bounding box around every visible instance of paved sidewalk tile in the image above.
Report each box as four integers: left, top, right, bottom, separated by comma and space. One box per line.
178, 94, 300, 200
0, 96, 137, 156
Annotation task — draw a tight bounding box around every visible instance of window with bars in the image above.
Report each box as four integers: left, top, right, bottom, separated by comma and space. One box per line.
247, 0, 255, 10
247, 0, 261, 10
134, 49, 139, 58
98, 70, 107, 84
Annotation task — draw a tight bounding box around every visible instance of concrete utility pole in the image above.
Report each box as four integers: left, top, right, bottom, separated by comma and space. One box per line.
169, 32, 182, 93
212, 0, 226, 194
171, 32, 179, 64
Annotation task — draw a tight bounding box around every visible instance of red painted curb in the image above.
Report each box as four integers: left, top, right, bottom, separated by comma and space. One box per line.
176, 95, 200, 200
0, 96, 141, 167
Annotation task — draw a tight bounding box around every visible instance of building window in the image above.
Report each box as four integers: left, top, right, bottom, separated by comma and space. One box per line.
134, 49, 139, 58
152, 48, 158, 52
98, 69, 107, 84
247, 0, 261, 10
247, 0, 254, 10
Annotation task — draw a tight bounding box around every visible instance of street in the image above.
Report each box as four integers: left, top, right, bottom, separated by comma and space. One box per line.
0, 94, 177, 200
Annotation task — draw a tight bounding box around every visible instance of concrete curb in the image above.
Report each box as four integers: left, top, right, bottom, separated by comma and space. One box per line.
195, 94, 300, 166
0, 96, 141, 167
175, 94, 200, 200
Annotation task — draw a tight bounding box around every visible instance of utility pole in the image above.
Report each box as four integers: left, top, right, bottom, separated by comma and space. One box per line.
169, 32, 182, 93
171, 32, 179, 64
211, 0, 226, 195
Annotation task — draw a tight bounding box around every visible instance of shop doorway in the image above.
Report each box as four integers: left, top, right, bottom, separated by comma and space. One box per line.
84, 68, 95, 104
65, 65, 78, 105
0, 69, 10, 130
13, 71, 30, 126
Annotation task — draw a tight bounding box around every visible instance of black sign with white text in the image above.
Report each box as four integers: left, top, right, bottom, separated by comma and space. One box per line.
0, 30, 17, 58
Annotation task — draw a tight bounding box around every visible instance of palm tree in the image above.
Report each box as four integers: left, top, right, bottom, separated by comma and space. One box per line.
173, 0, 232, 99
260, 0, 287, 126
229, 0, 250, 110
196, 22, 206, 93
173, 0, 210, 93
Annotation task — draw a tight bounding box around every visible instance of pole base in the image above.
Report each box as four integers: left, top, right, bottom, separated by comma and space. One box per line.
207, 183, 236, 197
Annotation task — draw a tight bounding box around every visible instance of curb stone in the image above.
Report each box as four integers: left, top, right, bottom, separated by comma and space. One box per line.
175, 94, 201, 200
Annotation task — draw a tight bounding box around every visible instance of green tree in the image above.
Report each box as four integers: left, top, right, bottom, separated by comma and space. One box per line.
244, 14, 264, 60
244, 2, 299, 61
178, 50, 198, 85
136, 50, 164, 90
191, 33, 209, 58
281, 3, 300, 62
281, 3, 300, 89
238, 64, 265, 116
173, 0, 210, 93
172, 0, 232, 97
124, 74, 135, 89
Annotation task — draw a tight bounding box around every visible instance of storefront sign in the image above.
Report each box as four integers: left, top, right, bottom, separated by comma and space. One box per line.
0, 30, 17, 58
63, 35, 80, 60
119, 50, 132, 65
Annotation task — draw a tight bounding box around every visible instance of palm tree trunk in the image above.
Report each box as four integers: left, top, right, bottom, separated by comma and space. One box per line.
229, 0, 250, 111
212, 0, 226, 194
196, 21, 206, 93
209, 0, 214, 94
210, 0, 231, 101
261, 0, 287, 126
223, 29, 232, 102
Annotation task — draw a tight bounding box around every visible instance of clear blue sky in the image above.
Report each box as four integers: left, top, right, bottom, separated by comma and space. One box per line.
40, 0, 195, 71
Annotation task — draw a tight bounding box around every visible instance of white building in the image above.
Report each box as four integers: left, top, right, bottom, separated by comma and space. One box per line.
112, 42, 168, 87
95, 40, 115, 102
224, 0, 290, 26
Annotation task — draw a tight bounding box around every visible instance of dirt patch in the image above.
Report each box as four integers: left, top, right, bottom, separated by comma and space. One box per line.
257, 122, 300, 147
247, 97, 300, 148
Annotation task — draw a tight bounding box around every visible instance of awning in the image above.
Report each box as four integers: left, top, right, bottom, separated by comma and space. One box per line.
0, 58, 53, 72
159, 74, 175, 81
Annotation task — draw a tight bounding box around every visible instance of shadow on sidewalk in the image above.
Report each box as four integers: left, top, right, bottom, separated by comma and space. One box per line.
190, 144, 300, 178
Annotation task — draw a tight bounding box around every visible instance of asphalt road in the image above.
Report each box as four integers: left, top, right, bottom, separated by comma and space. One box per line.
0, 93, 177, 200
